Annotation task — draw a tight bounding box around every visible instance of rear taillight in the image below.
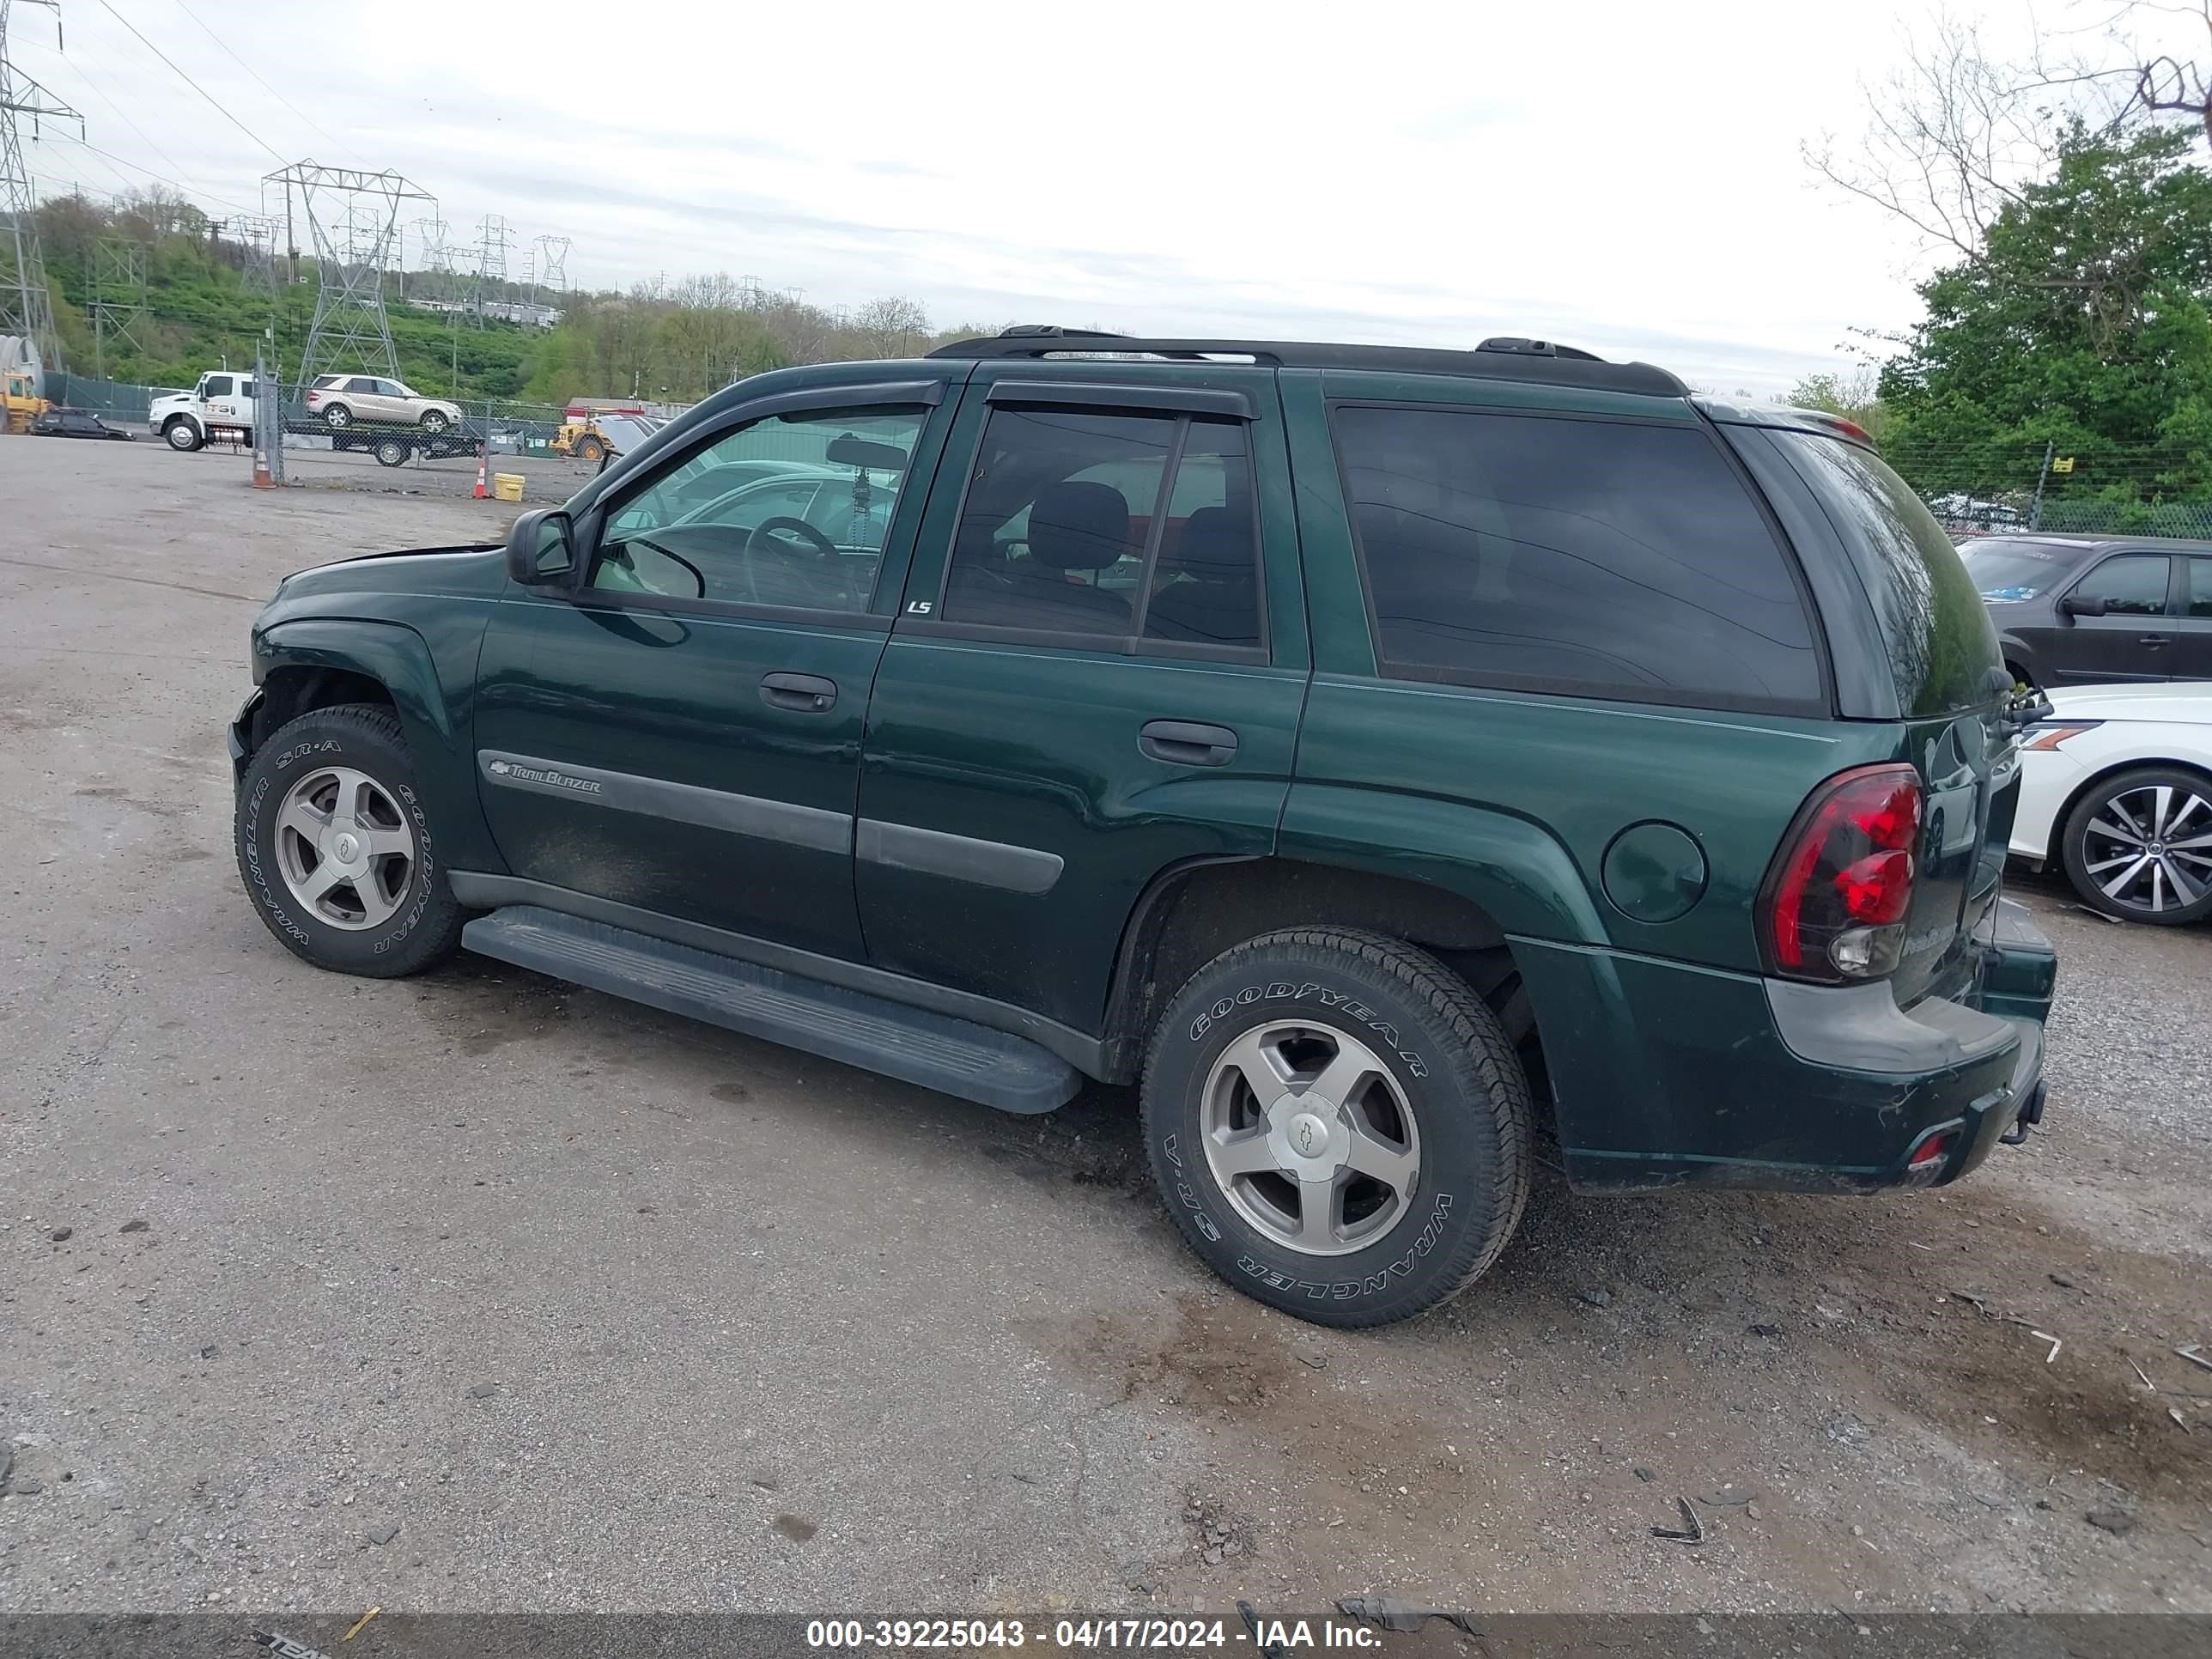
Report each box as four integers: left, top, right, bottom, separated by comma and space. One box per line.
1761, 763, 1923, 981
306, 390, 321, 403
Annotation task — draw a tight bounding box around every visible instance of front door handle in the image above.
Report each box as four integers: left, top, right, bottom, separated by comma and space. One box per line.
1140, 720, 1238, 767
2139, 635, 2171, 647
760, 672, 838, 713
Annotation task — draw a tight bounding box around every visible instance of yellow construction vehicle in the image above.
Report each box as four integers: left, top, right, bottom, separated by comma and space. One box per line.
3, 365, 52, 434
550, 404, 662, 464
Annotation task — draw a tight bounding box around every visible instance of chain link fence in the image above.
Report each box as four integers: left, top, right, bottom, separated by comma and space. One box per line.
41, 373, 179, 424
1889, 444, 2212, 542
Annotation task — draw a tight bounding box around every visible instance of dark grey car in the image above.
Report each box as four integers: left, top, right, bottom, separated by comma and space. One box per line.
1966, 535, 2212, 688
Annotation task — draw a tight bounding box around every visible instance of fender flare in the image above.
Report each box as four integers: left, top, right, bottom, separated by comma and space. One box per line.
252, 617, 506, 874
1276, 782, 1610, 946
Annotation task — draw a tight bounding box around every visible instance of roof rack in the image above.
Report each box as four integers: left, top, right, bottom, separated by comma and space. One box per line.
926, 326, 1687, 397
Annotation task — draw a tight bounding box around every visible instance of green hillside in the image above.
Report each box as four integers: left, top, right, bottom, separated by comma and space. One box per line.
31, 189, 985, 409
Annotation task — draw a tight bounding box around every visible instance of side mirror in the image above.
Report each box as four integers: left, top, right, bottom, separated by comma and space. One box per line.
507, 508, 578, 586
2060, 592, 2107, 618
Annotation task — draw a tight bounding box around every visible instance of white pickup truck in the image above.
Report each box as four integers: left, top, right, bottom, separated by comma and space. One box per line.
150, 371, 258, 452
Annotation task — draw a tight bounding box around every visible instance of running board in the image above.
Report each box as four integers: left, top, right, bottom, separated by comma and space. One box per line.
461, 906, 1080, 1114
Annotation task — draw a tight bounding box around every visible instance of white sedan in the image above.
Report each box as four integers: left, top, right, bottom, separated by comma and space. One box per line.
2011, 682, 2212, 924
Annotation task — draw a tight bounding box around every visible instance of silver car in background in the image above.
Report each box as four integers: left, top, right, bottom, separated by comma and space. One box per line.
304, 374, 463, 432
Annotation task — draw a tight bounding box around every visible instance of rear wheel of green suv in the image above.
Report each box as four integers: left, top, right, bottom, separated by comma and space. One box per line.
1141, 927, 1533, 1328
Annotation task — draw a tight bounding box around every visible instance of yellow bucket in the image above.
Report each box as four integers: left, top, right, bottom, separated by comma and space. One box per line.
493, 472, 526, 503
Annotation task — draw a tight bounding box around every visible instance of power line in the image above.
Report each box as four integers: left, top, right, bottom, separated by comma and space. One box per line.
95, 0, 282, 162
41, 131, 258, 213
167, 0, 363, 166
30, 38, 190, 179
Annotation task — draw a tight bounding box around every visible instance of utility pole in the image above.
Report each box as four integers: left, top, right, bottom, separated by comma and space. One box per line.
2028, 440, 2056, 532
1, 0, 85, 375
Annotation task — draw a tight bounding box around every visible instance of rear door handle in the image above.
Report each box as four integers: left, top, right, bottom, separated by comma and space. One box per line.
760, 672, 838, 713
2139, 635, 2171, 647
1139, 720, 1238, 767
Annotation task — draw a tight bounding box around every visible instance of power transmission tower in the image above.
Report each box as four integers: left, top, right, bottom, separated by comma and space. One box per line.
86, 237, 147, 378
533, 234, 569, 297
264, 161, 433, 391
401, 212, 447, 303
471, 212, 508, 325
231, 212, 281, 303
1, 0, 84, 373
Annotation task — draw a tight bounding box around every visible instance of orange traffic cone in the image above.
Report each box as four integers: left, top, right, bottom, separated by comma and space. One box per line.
472, 448, 489, 500
252, 445, 275, 489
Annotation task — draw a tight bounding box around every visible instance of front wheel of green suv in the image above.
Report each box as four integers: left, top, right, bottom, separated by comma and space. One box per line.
235, 704, 465, 978
1141, 928, 1533, 1328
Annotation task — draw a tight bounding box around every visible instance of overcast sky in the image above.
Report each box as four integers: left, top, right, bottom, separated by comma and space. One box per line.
9, 0, 2174, 392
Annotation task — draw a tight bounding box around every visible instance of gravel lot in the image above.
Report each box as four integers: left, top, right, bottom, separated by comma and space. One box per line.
2, 438, 2208, 1617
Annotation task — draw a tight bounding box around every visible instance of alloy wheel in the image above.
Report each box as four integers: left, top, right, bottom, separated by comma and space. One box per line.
274, 766, 416, 929
1199, 1021, 1420, 1255
2078, 781, 2212, 916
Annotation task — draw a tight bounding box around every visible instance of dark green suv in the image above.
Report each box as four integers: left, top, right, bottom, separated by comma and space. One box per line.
230, 327, 2058, 1328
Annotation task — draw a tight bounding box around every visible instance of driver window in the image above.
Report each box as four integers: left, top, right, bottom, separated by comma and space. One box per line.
591, 405, 927, 612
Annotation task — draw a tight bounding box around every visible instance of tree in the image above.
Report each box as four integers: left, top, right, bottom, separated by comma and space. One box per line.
851, 296, 930, 358
1877, 121, 2212, 498
1783, 368, 1890, 439
1802, 15, 2124, 258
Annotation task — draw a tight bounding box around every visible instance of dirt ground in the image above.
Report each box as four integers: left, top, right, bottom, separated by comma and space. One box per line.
1, 437, 2207, 1617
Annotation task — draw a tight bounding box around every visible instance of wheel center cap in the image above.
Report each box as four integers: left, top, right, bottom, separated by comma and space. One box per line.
329, 830, 362, 864
1265, 1094, 1347, 1175
2150, 841, 2166, 854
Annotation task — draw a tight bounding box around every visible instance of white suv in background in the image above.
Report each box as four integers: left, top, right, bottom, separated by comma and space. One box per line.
304, 374, 463, 432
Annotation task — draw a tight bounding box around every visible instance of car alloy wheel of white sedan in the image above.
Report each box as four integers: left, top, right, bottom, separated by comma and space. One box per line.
2011, 681, 2212, 925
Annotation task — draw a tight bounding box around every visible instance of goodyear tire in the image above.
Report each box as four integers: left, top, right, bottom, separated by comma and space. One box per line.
234, 704, 465, 978
1142, 928, 1532, 1328
164, 416, 201, 452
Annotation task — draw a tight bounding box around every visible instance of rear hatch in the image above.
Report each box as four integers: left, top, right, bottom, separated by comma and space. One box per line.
1755, 429, 2014, 1005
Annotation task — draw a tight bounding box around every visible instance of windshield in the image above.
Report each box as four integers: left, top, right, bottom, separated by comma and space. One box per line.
1770, 431, 2003, 715
1961, 539, 2087, 601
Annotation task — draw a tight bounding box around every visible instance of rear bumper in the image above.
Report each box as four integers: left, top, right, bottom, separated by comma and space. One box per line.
1528, 899, 2057, 1194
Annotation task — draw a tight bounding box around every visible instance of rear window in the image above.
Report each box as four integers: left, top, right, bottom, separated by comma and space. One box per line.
1961, 538, 2087, 600
1770, 432, 2002, 716
1333, 405, 1822, 710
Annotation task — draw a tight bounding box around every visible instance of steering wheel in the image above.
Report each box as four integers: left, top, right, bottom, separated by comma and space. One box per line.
745, 515, 845, 605
747, 515, 839, 562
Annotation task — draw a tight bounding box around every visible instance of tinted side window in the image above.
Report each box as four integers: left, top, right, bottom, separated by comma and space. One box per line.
942, 406, 1261, 648
1144, 423, 1261, 649
2187, 556, 2212, 618
204, 375, 233, 398
1335, 407, 1820, 708
2074, 555, 2172, 615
